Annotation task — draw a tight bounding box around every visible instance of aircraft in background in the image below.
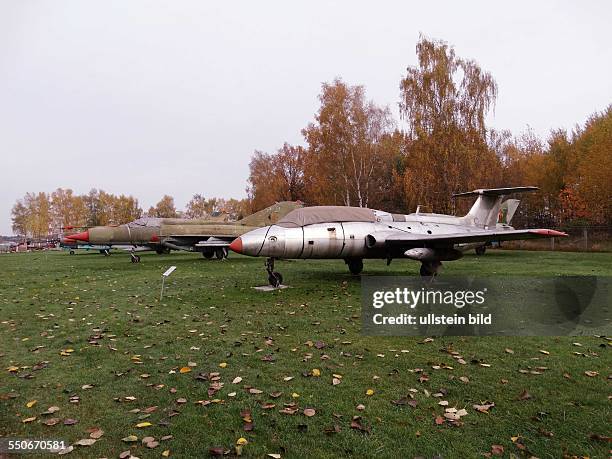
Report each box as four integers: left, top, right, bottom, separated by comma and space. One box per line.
228, 187, 567, 286
67, 201, 303, 262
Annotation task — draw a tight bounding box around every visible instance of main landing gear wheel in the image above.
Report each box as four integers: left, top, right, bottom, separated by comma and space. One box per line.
202, 251, 214, 259
265, 258, 283, 288
346, 258, 363, 275
420, 261, 441, 277
215, 247, 228, 260
69, 250, 75, 255
475, 246, 487, 256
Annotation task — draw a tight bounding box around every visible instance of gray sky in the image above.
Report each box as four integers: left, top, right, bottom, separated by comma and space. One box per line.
1, 0, 611, 234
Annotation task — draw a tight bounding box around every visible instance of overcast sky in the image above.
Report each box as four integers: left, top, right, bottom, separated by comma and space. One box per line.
1, 0, 610, 234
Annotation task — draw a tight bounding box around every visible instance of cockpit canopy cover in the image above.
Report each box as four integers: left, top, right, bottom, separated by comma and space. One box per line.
127, 217, 163, 228
277, 206, 376, 228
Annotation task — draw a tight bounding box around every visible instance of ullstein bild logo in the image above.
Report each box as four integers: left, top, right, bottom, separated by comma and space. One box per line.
371, 286, 491, 326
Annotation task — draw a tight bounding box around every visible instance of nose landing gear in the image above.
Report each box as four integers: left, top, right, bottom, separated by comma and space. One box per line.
130, 249, 141, 263
265, 258, 283, 288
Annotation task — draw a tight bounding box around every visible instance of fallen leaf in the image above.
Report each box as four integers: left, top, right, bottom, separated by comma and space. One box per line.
179, 367, 191, 374
232, 377, 242, 384
162, 450, 171, 457
366, 389, 374, 396
43, 417, 60, 426
74, 439, 96, 446
89, 429, 104, 439
122, 435, 138, 442
136, 422, 152, 428
303, 408, 316, 417
63, 418, 78, 425
57, 445, 74, 455
584, 370, 599, 377
350, 416, 370, 433
517, 389, 533, 401
219, 362, 227, 368
26, 400, 37, 408
473, 402, 495, 413
491, 444, 504, 456
22, 416, 36, 423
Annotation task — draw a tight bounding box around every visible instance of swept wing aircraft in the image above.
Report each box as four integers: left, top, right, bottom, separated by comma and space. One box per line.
228, 187, 567, 286
68, 201, 302, 262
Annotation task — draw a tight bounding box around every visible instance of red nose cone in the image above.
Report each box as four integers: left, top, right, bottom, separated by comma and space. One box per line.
69, 230, 89, 242
229, 237, 243, 254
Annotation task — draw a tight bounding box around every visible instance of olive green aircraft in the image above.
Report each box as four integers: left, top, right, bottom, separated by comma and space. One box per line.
66, 201, 302, 262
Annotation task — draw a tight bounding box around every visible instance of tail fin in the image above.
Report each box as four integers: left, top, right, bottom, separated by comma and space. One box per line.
456, 187, 537, 228
238, 201, 304, 227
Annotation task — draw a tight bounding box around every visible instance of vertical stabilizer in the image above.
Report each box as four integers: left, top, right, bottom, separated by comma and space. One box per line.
455, 187, 537, 228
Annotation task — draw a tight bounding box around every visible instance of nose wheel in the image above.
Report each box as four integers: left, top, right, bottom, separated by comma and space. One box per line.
265, 258, 283, 288
130, 250, 141, 263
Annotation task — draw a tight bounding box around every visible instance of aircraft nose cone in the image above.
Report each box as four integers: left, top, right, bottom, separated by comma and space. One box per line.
69, 230, 89, 242
229, 237, 243, 254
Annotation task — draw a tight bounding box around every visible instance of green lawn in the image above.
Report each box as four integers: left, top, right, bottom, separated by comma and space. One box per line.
0, 250, 610, 458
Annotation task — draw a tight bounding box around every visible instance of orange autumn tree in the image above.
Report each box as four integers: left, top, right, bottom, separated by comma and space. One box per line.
399, 36, 501, 214
247, 143, 306, 211
302, 78, 398, 208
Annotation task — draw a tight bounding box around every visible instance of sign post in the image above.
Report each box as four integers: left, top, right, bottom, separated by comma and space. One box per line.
160, 266, 177, 301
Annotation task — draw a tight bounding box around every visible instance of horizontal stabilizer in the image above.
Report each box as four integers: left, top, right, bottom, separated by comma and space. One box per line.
453, 186, 538, 198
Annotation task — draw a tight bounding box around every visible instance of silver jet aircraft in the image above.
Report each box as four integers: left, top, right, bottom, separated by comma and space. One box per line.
228, 187, 567, 286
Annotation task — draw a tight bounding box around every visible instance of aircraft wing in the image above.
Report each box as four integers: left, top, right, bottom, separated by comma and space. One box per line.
382, 228, 566, 248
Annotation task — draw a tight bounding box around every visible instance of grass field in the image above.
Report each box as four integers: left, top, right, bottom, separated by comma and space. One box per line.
1, 250, 610, 458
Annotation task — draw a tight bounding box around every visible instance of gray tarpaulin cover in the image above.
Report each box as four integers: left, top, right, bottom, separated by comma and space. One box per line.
277, 206, 376, 227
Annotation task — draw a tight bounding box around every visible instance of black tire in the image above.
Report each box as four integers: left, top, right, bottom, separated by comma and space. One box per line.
136, 255, 141, 263
347, 258, 363, 275
475, 246, 486, 256
202, 251, 214, 259
420, 263, 434, 277
268, 272, 283, 288
69, 250, 75, 255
